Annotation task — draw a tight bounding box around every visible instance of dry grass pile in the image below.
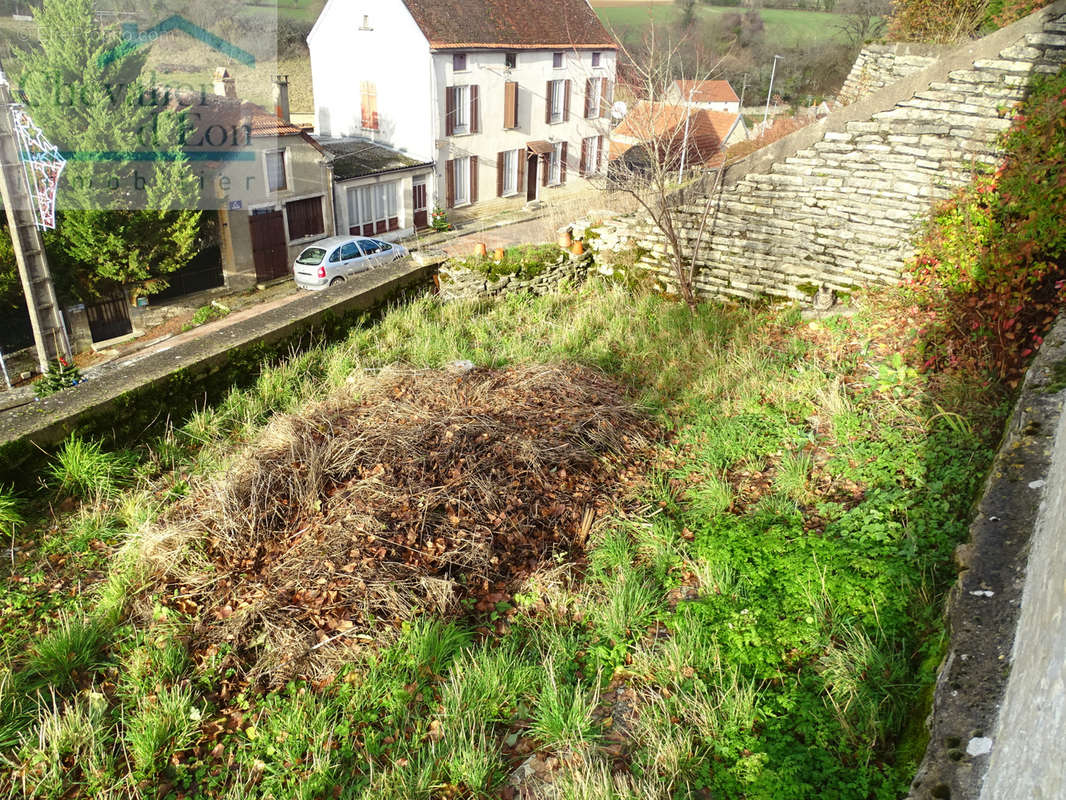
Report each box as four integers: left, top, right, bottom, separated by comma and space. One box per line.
145, 365, 654, 684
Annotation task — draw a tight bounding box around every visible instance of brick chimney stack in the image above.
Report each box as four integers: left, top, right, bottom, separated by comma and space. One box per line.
273, 75, 290, 124
213, 67, 236, 99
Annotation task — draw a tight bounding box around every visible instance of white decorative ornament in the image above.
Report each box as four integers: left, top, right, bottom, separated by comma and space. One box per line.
11, 106, 65, 230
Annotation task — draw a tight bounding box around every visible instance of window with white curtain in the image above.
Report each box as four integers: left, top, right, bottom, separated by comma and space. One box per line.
549, 143, 562, 185
347, 180, 400, 235
503, 149, 517, 195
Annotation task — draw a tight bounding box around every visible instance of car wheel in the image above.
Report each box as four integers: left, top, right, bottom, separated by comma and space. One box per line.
329, 277, 344, 286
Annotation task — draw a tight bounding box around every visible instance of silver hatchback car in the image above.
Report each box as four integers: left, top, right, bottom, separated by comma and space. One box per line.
292, 235, 409, 290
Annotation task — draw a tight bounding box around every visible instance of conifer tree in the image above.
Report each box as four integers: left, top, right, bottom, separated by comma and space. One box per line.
13, 0, 202, 299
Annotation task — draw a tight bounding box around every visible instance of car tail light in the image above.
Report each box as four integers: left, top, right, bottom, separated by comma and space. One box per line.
317, 266, 326, 278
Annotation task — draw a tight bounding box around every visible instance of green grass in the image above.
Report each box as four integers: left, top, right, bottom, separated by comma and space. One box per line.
596, 3, 855, 47
0, 281, 1004, 797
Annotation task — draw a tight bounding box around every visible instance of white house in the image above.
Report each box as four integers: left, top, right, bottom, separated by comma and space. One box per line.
308, 0, 618, 222
665, 80, 741, 114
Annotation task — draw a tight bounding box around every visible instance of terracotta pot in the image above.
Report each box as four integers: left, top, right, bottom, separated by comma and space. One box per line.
475, 242, 487, 257
558, 230, 573, 248
570, 240, 584, 256
494, 247, 505, 261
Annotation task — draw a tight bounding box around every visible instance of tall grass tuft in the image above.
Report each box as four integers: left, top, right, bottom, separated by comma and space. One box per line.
23, 616, 109, 691
47, 437, 133, 501
0, 485, 23, 538
124, 685, 198, 779
531, 661, 600, 752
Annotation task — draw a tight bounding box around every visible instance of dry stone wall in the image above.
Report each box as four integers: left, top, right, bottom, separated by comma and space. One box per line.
838, 43, 948, 104
590, 3, 1066, 303
438, 251, 591, 301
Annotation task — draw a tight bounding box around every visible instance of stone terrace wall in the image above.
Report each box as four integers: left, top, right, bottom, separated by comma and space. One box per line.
438, 251, 591, 301
590, 2, 1066, 303
838, 42, 948, 104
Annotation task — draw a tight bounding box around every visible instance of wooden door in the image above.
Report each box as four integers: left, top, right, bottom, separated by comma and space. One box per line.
526, 153, 538, 201
413, 181, 428, 228
249, 210, 289, 282
85, 295, 132, 342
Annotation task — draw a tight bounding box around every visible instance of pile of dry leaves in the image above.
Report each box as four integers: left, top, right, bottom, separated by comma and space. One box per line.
144, 364, 655, 685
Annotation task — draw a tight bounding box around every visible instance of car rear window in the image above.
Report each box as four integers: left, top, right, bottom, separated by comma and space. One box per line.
296, 247, 326, 265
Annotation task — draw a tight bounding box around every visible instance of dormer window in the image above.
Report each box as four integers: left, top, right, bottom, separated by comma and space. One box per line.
552, 52, 563, 69
453, 53, 467, 71
592, 51, 601, 67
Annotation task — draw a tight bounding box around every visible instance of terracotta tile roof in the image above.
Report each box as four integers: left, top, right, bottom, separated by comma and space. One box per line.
401, 0, 616, 49
610, 101, 740, 167
673, 79, 739, 104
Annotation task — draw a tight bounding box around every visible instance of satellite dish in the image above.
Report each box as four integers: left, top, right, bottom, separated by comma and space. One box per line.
611, 101, 627, 120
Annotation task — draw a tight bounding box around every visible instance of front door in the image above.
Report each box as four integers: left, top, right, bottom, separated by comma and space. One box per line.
412, 180, 428, 228
249, 209, 289, 282
526, 152, 539, 202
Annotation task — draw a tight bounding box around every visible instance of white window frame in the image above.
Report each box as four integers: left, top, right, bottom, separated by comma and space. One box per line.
503, 149, 519, 196
453, 85, 469, 135
453, 52, 468, 72
347, 180, 402, 233
549, 142, 562, 185
592, 51, 601, 67
552, 51, 563, 69
584, 136, 600, 176
453, 156, 470, 206
549, 80, 564, 124
264, 149, 287, 193
588, 78, 601, 119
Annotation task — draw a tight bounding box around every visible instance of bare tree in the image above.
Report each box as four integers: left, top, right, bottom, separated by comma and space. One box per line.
590, 25, 731, 310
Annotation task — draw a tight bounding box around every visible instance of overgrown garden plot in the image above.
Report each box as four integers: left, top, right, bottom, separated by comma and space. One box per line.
0, 283, 1004, 798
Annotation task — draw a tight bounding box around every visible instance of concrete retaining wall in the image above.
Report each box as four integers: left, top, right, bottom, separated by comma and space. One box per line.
590, 2, 1066, 303
908, 315, 1066, 800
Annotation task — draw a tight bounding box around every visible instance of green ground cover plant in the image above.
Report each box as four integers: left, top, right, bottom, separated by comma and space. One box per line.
0, 277, 1006, 798
448, 244, 567, 280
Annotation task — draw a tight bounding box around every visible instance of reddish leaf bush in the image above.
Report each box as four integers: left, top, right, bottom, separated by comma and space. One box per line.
906, 68, 1066, 383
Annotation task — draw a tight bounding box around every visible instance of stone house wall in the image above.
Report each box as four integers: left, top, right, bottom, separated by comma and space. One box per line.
588, 2, 1066, 303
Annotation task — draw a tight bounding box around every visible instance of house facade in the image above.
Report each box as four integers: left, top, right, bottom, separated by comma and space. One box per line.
665, 80, 741, 114
608, 101, 749, 174
308, 0, 618, 222
176, 71, 336, 289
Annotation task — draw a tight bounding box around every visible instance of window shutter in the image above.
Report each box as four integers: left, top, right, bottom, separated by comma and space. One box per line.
597, 136, 604, 173
504, 82, 517, 129
563, 80, 571, 122
542, 154, 549, 187
445, 87, 456, 137
603, 78, 612, 112
560, 142, 568, 184
497, 151, 505, 197
470, 156, 478, 205
584, 78, 592, 119
517, 150, 526, 192
470, 85, 480, 134
446, 159, 455, 208
580, 138, 589, 177
545, 81, 552, 124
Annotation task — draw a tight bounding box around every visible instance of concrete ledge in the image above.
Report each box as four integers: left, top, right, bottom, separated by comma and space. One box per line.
721, 0, 1066, 187
907, 315, 1066, 799
0, 259, 435, 455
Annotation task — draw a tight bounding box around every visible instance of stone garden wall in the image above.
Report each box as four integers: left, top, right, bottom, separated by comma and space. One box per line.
438, 251, 592, 301
837, 42, 948, 104
590, 2, 1066, 303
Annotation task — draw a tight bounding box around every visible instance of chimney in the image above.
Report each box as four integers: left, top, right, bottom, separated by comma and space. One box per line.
213, 67, 236, 99
273, 75, 290, 124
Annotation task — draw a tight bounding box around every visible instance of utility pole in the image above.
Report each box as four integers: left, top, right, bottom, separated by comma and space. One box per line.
762, 54, 783, 126
678, 85, 696, 183
0, 65, 69, 373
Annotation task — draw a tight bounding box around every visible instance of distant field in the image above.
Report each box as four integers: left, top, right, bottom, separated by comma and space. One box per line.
595, 3, 852, 46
